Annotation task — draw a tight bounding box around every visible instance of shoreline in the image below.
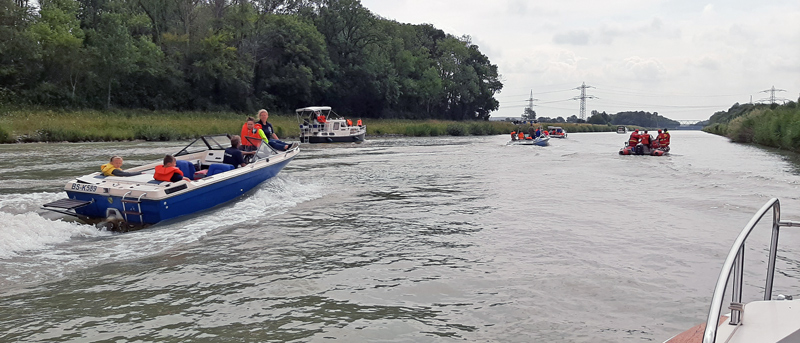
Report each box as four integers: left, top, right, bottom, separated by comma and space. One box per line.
0, 108, 620, 144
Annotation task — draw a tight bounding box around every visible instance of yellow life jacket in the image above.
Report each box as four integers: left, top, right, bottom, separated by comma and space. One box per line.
100, 163, 118, 176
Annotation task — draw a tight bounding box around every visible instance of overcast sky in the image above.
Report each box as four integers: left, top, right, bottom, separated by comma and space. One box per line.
359, 0, 800, 121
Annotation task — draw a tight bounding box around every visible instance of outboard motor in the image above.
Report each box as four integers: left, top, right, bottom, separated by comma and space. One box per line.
97, 208, 126, 231
634, 144, 644, 155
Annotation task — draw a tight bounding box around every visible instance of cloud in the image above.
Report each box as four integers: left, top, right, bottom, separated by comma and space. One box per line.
702, 4, 714, 15
689, 55, 721, 70
621, 56, 667, 81
553, 30, 590, 45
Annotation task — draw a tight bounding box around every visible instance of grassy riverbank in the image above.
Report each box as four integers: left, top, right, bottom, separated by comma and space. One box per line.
703, 102, 800, 152
0, 108, 619, 143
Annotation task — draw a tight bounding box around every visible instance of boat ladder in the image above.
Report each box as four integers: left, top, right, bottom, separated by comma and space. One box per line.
302, 128, 310, 143
703, 198, 800, 343
121, 191, 147, 224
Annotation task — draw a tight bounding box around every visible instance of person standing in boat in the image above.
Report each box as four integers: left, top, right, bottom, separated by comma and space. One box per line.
101, 156, 141, 177
223, 135, 247, 168
256, 109, 292, 151
154, 155, 191, 182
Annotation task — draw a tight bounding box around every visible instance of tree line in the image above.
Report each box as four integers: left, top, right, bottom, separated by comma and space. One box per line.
585, 110, 680, 128
0, 0, 502, 120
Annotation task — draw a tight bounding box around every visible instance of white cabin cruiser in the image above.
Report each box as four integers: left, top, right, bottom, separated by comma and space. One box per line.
664, 198, 800, 343
296, 106, 366, 143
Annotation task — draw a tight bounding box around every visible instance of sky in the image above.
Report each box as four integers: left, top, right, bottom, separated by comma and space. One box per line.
359, 0, 800, 122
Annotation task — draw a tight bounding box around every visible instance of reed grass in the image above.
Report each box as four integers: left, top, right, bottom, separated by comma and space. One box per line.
0, 107, 619, 143
716, 105, 800, 152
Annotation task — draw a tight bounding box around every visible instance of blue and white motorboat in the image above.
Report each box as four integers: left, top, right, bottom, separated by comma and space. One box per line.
507, 135, 550, 147
43, 135, 299, 230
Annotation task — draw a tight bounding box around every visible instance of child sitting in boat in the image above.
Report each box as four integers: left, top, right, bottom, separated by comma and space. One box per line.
154, 155, 191, 182
101, 156, 141, 177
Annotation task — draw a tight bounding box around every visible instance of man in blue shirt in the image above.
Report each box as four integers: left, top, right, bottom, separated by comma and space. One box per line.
256, 109, 293, 151
223, 135, 246, 168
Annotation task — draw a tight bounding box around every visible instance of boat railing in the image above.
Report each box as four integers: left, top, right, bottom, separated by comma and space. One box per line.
703, 198, 800, 343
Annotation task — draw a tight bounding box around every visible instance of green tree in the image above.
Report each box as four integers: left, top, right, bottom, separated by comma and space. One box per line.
30, 0, 86, 100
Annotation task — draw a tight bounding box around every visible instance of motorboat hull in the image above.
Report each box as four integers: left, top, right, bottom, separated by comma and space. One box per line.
619, 144, 668, 156
508, 136, 550, 147
65, 158, 293, 224
305, 131, 365, 143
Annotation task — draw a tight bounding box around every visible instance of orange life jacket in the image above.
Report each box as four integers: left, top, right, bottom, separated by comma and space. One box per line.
317, 115, 327, 123
518, 132, 525, 139
629, 133, 639, 146
154, 165, 184, 182
347, 119, 353, 126
641, 134, 651, 145
661, 133, 670, 146
357, 119, 362, 126
240, 123, 263, 147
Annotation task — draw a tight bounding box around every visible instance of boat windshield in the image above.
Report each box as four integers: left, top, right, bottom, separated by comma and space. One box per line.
175, 134, 230, 156
254, 140, 277, 160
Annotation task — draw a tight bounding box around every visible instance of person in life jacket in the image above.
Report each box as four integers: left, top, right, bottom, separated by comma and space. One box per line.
239, 117, 263, 152
357, 119, 363, 126
629, 130, 640, 147
510, 131, 517, 141
640, 130, 651, 147
346, 119, 353, 126
154, 155, 190, 182
653, 129, 664, 148
517, 131, 525, 140
100, 156, 141, 177
661, 128, 671, 147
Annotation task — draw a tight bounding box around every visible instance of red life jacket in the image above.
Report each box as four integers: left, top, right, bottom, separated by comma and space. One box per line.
154, 165, 184, 182
641, 134, 651, 145
662, 133, 671, 145
240, 123, 263, 147
629, 133, 640, 146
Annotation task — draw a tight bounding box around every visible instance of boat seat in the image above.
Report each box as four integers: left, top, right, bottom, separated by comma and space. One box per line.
206, 163, 234, 177
175, 160, 196, 180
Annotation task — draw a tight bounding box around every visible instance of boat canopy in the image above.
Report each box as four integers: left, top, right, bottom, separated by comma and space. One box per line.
295, 106, 332, 113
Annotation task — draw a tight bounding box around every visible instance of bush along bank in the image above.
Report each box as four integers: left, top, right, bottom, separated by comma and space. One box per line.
703, 101, 800, 151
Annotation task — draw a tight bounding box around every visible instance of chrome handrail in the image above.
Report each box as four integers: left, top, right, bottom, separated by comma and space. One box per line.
703, 198, 783, 343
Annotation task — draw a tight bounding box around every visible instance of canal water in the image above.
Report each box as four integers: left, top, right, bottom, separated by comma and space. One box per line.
1, 131, 800, 342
